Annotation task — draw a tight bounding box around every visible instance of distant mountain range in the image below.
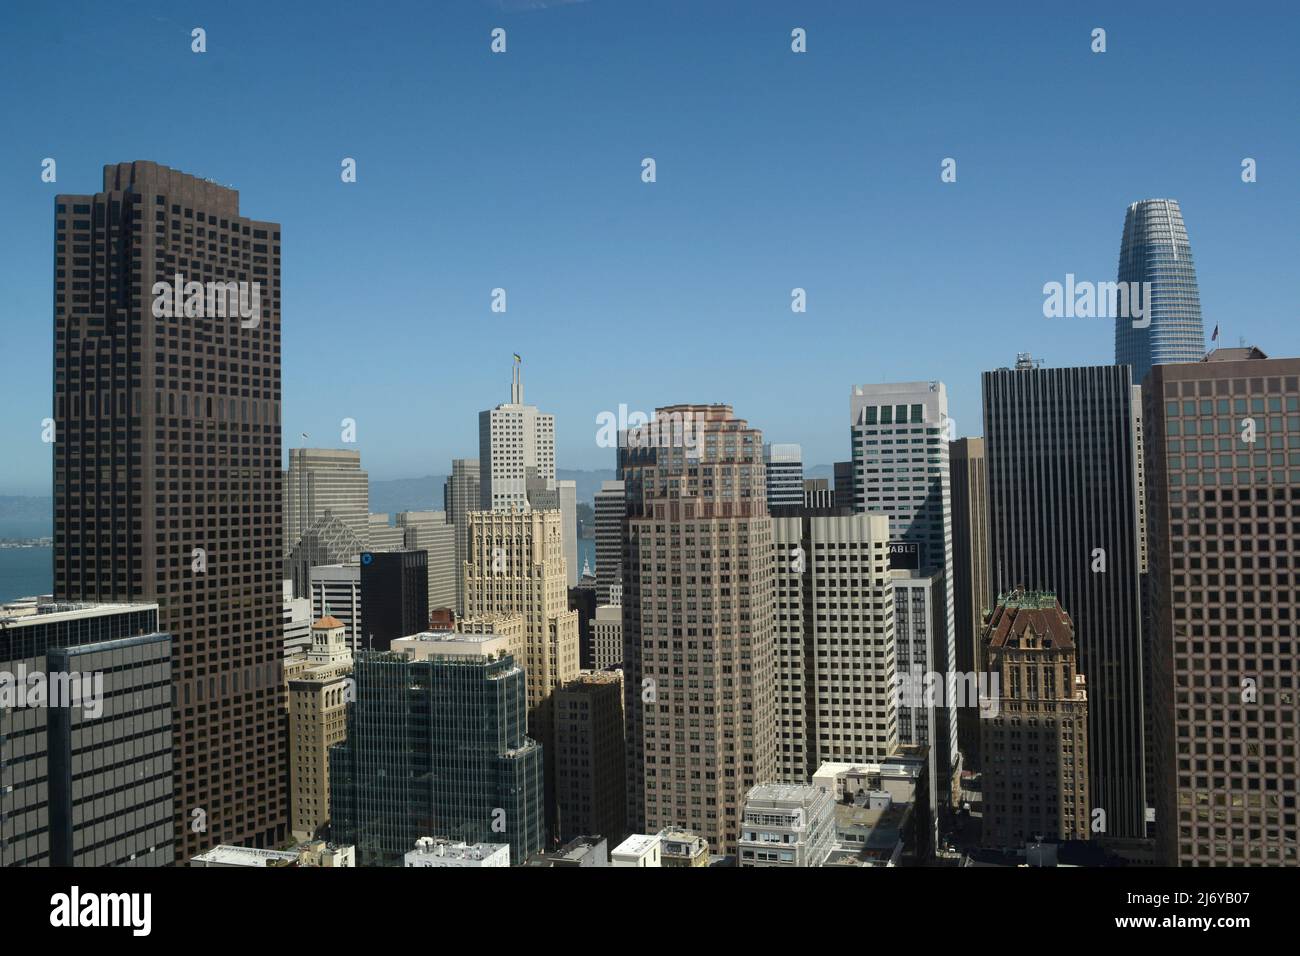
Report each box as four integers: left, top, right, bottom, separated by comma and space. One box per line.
0, 464, 840, 536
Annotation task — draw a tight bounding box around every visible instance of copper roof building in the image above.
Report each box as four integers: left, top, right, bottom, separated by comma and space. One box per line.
1144, 346, 1300, 865
52, 161, 286, 861
980, 589, 1090, 849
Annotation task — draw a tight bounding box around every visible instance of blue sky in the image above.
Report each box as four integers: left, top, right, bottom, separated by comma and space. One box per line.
2, 0, 1297, 495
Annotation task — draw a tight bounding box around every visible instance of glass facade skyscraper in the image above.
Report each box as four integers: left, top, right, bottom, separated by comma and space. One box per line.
329, 637, 543, 866
1115, 198, 1207, 386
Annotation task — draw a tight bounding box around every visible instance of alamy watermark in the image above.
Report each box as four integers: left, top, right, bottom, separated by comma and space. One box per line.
151, 273, 261, 328
891, 666, 1000, 718
0, 665, 104, 718
595, 404, 705, 458
1043, 274, 1151, 328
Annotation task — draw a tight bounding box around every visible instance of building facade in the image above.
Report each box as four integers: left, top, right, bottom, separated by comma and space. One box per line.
594, 479, 625, 605
764, 443, 804, 509
771, 508, 896, 783
980, 589, 1090, 849
1144, 347, 1300, 865
553, 671, 627, 845
329, 633, 544, 865
983, 361, 1146, 839
358, 550, 428, 651
949, 436, 989, 767
286, 448, 369, 558
53, 161, 286, 860
620, 404, 778, 855
479, 360, 555, 512
444, 458, 481, 615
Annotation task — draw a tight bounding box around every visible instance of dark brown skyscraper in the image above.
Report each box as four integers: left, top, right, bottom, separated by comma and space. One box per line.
1144, 347, 1300, 866
949, 437, 989, 767
53, 161, 286, 862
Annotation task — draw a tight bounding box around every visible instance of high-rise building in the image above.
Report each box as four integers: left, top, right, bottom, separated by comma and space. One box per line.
849, 382, 959, 802
1, 600, 174, 867
771, 507, 896, 783
464, 509, 580, 728
282, 578, 313, 659
591, 603, 623, 670
620, 404, 778, 855
738, 784, 836, 867
443, 458, 481, 615
764, 443, 805, 509
465, 508, 579, 835
594, 479, 625, 605
983, 362, 1146, 838
366, 514, 405, 551
479, 359, 555, 512
949, 436, 989, 766
801, 478, 833, 508
553, 671, 627, 845
358, 550, 428, 651
394, 511, 457, 614
329, 631, 544, 865
285, 448, 369, 558
308, 562, 362, 653
1115, 198, 1207, 386
286, 617, 352, 841
833, 460, 855, 510
979, 589, 1090, 849
53, 161, 286, 860
1144, 347, 1300, 865
527, 477, 579, 588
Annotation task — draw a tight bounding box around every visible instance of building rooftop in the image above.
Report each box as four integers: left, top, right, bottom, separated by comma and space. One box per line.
984, 588, 1076, 650
312, 615, 345, 629
1, 597, 158, 627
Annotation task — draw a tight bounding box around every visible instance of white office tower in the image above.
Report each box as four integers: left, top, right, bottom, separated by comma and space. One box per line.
479, 359, 555, 512
285, 448, 370, 556
764, 443, 804, 509
849, 382, 959, 804
283, 579, 312, 659
526, 476, 578, 588
404, 837, 510, 868
738, 784, 836, 867
308, 562, 362, 653
772, 511, 897, 783
594, 480, 625, 605
395, 511, 458, 612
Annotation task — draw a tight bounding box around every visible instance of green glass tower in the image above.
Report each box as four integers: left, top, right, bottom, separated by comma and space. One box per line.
329, 634, 543, 865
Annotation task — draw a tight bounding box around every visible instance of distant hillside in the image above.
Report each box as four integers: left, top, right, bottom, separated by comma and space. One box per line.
368, 475, 447, 515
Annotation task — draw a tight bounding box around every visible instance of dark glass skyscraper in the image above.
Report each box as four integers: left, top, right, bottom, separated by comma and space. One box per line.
983, 362, 1147, 840
1115, 198, 1207, 386
53, 162, 285, 862
329, 634, 544, 865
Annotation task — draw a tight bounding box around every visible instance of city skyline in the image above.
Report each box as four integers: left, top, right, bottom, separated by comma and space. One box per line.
3, 2, 1298, 495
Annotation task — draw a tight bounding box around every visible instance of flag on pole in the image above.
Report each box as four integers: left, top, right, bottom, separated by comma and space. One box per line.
1211, 325, 1219, 342
513, 353, 522, 363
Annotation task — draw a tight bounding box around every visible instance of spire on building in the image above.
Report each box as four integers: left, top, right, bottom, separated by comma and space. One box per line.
511, 353, 523, 404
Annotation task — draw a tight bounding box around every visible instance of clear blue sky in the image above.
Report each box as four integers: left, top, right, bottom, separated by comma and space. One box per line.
2, 0, 1297, 495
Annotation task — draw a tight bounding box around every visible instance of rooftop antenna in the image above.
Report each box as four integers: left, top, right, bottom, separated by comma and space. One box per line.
511, 353, 523, 404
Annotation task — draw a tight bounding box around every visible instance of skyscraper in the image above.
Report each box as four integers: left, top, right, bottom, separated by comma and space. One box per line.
764, 443, 804, 509
553, 671, 627, 845
1144, 347, 1300, 866
849, 382, 959, 803
479, 359, 555, 512
53, 161, 286, 860
594, 479, 625, 605
620, 404, 778, 855
329, 631, 544, 865
358, 550, 428, 651
394, 510, 458, 613
1115, 198, 1207, 386
771, 507, 896, 783
444, 458, 481, 615
949, 436, 990, 766
983, 361, 1146, 839
285, 448, 369, 558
